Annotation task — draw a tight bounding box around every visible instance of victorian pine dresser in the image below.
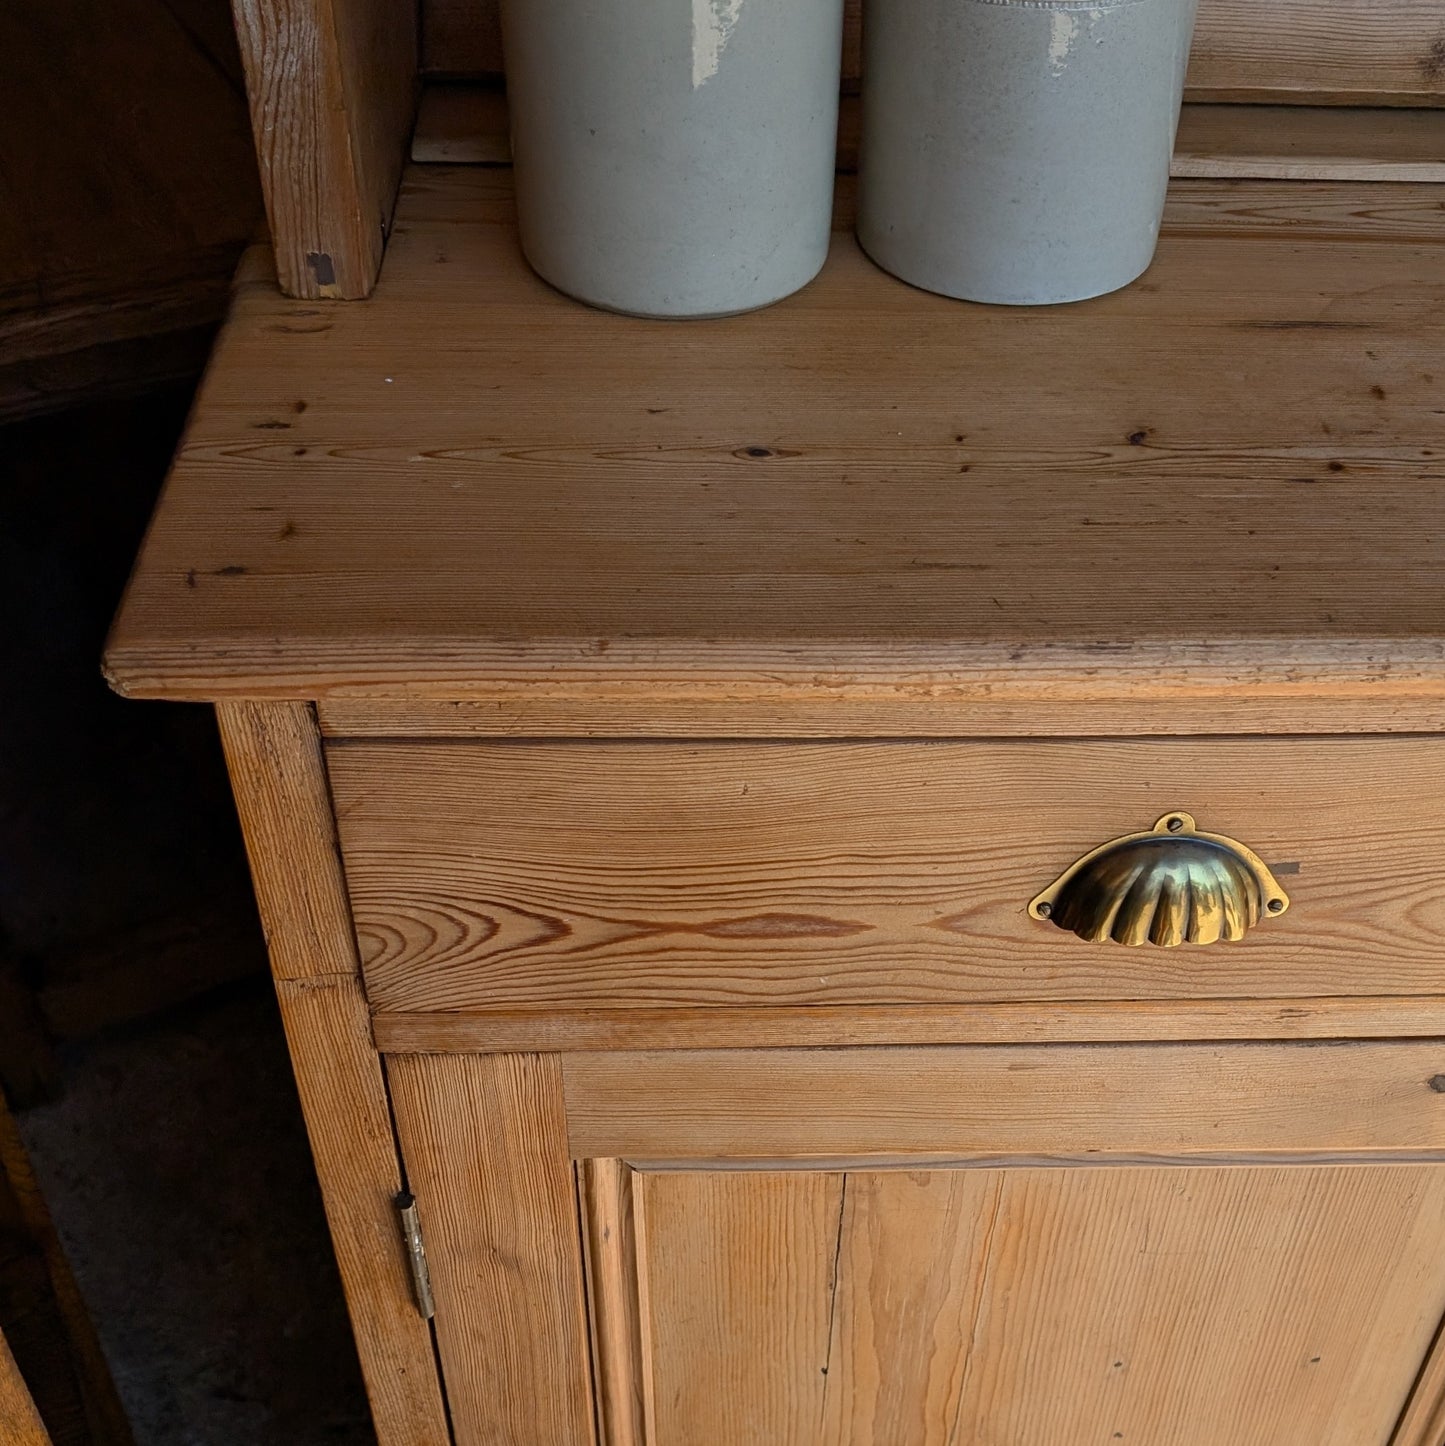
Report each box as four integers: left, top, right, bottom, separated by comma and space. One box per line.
105, 1, 1445, 1442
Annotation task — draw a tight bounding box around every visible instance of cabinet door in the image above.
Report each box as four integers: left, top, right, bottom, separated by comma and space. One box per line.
387, 1043, 1445, 1446
593, 1164, 1445, 1446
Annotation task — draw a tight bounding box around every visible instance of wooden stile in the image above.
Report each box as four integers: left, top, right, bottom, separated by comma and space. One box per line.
579, 1159, 646, 1446
385, 1053, 594, 1446
216, 703, 449, 1446
371, 998, 1445, 1057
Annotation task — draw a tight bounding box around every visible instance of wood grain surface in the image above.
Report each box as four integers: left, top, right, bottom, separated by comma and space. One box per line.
372, 997, 1445, 1055
105, 164, 1445, 710
0, 1328, 50, 1446
411, 86, 1445, 183
632, 1170, 845, 1444
318, 693, 1445, 739
1173, 104, 1445, 181
579, 1159, 645, 1446
423, 0, 1445, 105
1187, 0, 1445, 104
216, 704, 449, 1446
218, 699, 356, 982
232, 0, 416, 298
1392, 1313, 1445, 1446
617, 1164, 1445, 1446
561, 1042, 1445, 1160
330, 738, 1445, 1012
386, 1053, 594, 1446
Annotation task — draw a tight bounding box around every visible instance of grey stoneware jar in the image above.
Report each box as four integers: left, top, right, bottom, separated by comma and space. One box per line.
858, 0, 1200, 306
499, 0, 847, 318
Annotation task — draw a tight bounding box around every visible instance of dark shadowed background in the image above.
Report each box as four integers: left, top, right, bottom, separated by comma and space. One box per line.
2, 3, 374, 1439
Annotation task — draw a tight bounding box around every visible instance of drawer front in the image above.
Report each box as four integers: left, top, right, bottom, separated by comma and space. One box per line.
327, 737, 1445, 1013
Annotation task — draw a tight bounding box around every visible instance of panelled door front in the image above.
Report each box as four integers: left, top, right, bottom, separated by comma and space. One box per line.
387, 1045, 1445, 1446
593, 1163, 1445, 1446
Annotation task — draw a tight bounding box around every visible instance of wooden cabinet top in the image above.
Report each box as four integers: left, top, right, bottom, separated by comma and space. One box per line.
106, 167, 1445, 723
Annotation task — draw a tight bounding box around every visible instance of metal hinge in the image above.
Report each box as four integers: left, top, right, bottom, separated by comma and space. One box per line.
395, 1190, 436, 1321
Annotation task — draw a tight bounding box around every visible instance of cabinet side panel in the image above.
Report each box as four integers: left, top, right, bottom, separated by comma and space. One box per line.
387, 1052, 595, 1446
231, 0, 416, 298
216, 702, 449, 1446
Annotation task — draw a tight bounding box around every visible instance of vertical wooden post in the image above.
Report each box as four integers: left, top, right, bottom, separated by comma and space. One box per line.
387, 1053, 596, 1446
230, 0, 417, 298
216, 703, 449, 1445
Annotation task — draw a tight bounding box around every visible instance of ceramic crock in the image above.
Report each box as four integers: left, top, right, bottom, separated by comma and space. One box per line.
858, 0, 1200, 305
499, 0, 847, 318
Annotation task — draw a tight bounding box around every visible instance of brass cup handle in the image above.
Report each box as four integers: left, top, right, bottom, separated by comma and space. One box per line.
1028, 812, 1290, 948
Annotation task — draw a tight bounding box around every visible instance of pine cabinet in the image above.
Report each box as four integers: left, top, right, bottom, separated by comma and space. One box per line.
106, 1, 1445, 1439
107, 166, 1445, 1437
385, 1045, 1445, 1446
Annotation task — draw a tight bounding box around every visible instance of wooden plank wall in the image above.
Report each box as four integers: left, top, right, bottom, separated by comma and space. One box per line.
423, 0, 1445, 105
0, 0, 262, 416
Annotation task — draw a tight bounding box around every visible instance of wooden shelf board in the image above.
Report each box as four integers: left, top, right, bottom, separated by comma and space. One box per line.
413, 86, 1445, 183
105, 165, 1445, 711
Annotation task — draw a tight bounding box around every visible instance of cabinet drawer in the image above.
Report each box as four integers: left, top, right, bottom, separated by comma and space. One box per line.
327, 737, 1445, 1013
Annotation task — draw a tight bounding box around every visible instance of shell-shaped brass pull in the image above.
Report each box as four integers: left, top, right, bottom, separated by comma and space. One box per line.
1028, 813, 1289, 948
